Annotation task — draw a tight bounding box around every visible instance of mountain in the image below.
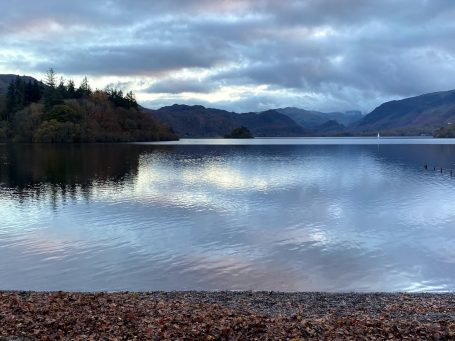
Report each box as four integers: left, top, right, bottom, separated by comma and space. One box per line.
311, 120, 346, 135
321, 110, 363, 126
275, 107, 328, 129
145, 104, 307, 137
354, 89, 455, 134
276, 107, 363, 128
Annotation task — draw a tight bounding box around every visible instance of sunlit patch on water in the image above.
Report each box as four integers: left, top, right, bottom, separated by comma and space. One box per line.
1, 140, 455, 291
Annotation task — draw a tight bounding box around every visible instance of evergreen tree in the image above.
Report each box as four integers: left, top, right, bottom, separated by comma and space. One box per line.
57, 77, 67, 99
31, 80, 43, 102
5, 82, 18, 121
3, 77, 43, 121
24, 79, 42, 104
5, 76, 25, 120
43, 68, 62, 110
76, 76, 91, 97
105, 87, 138, 109
66, 80, 76, 98
126, 91, 138, 109
24, 80, 34, 104
44, 68, 57, 88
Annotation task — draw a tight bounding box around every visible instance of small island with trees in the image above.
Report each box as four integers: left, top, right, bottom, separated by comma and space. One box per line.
433, 124, 455, 138
224, 126, 254, 138
0, 69, 177, 143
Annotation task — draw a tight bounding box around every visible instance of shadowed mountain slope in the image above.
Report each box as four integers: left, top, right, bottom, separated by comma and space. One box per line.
353, 89, 455, 134
145, 105, 307, 137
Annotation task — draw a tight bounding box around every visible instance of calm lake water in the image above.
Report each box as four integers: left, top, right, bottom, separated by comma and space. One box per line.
1, 138, 455, 292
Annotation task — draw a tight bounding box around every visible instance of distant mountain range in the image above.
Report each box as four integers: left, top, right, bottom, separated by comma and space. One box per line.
145, 89, 455, 137
144, 105, 308, 137
275, 107, 362, 128
2, 73, 455, 137
145, 105, 361, 137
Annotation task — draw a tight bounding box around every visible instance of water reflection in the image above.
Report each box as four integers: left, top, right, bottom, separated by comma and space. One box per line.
0, 141, 455, 291
0, 144, 143, 205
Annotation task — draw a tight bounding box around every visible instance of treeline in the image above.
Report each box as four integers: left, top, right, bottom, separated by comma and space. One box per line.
40, 68, 138, 112
2, 69, 138, 121
433, 125, 455, 138
0, 69, 177, 142
3, 77, 42, 120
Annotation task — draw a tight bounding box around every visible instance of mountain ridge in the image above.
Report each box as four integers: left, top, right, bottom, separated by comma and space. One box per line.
353, 89, 455, 134
143, 87, 455, 137
275, 107, 363, 129
3, 73, 455, 138
0, 74, 40, 94
143, 105, 308, 137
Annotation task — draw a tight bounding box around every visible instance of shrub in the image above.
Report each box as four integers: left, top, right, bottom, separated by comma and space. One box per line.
34, 120, 80, 143
44, 104, 82, 123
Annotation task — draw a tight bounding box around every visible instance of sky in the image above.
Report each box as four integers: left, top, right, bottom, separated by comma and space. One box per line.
1, 0, 455, 113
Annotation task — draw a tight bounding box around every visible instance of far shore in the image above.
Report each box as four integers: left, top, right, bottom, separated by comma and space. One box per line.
1, 291, 454, 339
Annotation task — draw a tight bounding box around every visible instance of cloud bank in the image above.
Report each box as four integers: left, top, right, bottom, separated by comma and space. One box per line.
1, 0, 455, 112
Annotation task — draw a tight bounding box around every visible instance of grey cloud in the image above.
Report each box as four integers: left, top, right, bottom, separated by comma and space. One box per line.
142, 84, 373, 114
26, 43, 228, 76
146, 78, 217, 94
1, 0, 455, 112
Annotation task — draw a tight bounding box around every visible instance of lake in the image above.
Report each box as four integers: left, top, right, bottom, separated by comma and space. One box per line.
1, 138, 455, 292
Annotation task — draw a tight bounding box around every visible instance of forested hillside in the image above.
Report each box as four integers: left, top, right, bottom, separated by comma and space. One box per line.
146, 104, 307, 137
0, 70, 177, 142
353, 89, 455, 135
276, 107, 363, 128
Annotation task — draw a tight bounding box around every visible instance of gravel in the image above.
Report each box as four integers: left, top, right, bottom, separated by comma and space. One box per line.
1, 291, 454, 340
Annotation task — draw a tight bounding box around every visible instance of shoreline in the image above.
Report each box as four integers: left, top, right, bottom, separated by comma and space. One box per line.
1, 291, 454, 339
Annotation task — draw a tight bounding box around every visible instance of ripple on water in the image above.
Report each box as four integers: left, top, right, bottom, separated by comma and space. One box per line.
1, 143, 455, 291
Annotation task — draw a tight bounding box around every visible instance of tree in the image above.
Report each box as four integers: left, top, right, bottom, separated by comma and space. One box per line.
44, 68, 57, 88
106, 87, 138, 109
66, 80, 76, 98
25, 80, 42, 103
77, 76, 91, 97
44, 104, 81, 123
224, 126, 253, 138
3, 77, 43, 121
126, 91, 138, 109
5, 77, 24, 121
43, 68, 62, 110
5, 81, 18, 121
57, 77, 67, 99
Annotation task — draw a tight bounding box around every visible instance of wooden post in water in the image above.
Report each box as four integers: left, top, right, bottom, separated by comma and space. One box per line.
441, 168, 443, 174
424, 164, 428, 170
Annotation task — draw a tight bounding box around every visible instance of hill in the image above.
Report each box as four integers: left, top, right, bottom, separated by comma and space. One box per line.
276, 107, 362, 129
145, 105, 307, 137
353, 89, 455, 135
322, 110, 363, 126
0, 74, 39, 94
0, 75, 41, 119
310, 120, 346, 136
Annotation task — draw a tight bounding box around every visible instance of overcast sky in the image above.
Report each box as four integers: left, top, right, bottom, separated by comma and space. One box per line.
1, 0, 455, 113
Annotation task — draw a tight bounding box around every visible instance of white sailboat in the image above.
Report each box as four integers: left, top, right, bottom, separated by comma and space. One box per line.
377, 132, 380, 140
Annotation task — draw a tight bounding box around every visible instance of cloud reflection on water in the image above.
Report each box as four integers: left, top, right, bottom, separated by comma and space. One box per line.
1, 142, 455, 291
